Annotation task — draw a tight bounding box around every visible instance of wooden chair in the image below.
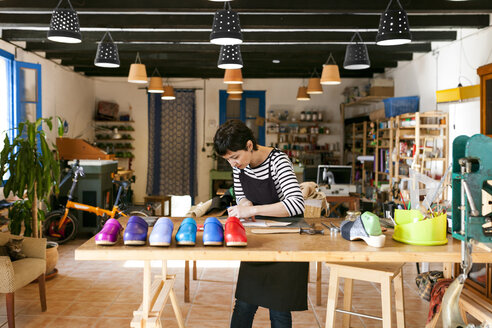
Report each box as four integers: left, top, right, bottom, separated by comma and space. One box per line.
0, 233, 47, 328
325, 262, 406, 328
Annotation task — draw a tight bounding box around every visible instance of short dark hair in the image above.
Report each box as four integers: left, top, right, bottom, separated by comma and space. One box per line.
213, 119, 258, 156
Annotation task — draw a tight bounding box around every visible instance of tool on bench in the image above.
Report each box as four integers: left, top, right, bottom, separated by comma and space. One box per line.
321, 222, 340, 233
251, 226, 324, 235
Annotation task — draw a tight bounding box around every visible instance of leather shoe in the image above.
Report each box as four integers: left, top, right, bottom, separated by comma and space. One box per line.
203, 217, 224, 246
123, 216, 148, 245
175, 217, 197, 246
224, 216, 247, 246
95, 218, 122, 245
149, 217, 174, 246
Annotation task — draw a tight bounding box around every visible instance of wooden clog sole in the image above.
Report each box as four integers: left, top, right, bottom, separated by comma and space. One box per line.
226, 241, 247, 247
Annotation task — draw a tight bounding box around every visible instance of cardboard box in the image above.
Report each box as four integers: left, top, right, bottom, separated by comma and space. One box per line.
370, 78, 394, 87
370, 86, 394, 97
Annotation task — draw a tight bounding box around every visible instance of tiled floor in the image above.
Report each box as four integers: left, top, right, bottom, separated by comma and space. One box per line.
1, 236, 445, 328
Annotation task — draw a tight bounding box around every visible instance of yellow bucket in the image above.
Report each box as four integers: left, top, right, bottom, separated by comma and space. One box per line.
393, 209, 448, 246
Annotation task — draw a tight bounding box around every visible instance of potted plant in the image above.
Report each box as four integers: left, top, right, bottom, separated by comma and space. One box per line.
0, 117, 62, 275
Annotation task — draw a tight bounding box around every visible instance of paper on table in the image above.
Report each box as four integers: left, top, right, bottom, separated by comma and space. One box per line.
241, 219, 293, 228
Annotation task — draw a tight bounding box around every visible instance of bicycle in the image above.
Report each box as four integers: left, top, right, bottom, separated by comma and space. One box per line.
43, 160, 148, 244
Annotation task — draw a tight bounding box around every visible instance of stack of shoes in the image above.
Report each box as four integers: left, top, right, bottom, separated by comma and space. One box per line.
149, 217, 174, 246
224, 216, 247, 247
175, 217, 197, 246
95, 218, 123, 246
340, 211, 386, 247
123, 216, 149, 246
203, 217, 224, 246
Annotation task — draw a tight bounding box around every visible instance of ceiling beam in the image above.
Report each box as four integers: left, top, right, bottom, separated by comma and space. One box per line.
1, 0, 492, 13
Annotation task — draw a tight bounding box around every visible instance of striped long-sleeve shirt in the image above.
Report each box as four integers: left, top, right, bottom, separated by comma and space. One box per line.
233, 150, 305, 216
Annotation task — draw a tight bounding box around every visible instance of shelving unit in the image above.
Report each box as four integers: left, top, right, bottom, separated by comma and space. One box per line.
94, 120, 135, 170
374, 118, 395, 189
266, 120, 341, 166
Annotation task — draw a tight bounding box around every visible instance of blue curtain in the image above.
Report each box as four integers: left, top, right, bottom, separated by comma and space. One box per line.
147, 89, 197, 197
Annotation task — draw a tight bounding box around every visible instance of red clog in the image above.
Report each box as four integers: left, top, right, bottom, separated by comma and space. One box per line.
224, 216, 247, 247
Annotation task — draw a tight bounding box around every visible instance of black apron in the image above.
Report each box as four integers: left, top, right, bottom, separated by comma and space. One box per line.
235, 149, 308, 312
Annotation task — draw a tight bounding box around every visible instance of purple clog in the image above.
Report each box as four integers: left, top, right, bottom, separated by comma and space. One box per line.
95, 218, 123, 245
149, 217, 174, 246
123, 216, 149, 246
203, 217, 224, 246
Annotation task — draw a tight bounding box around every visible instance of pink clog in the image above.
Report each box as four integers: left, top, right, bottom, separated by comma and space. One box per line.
95, 218, 123, 245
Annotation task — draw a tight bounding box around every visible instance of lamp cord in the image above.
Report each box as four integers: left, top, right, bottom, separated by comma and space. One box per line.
384, 0, 403, 11
324, 53, 337, 65
55, 0, 75, 10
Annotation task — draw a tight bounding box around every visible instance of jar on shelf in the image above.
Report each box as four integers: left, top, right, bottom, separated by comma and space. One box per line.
306, 111, 312, 121
300, 111, 306, 121
345, 211, 361, 222
312, 111, 318, 121
318, 111, 323, 122
268, 110, 276, 121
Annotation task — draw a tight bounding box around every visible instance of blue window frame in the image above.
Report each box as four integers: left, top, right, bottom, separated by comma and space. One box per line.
0, 49, 14, 143
13, 61, 42, 130
219, 90, 266, 145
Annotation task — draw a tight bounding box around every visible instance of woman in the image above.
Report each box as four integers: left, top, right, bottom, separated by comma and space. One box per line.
213, 119, 307, 328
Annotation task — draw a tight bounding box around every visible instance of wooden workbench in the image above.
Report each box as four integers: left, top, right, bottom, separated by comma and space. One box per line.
74, 217, 492, 327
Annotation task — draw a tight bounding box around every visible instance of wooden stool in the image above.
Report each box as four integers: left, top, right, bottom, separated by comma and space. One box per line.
325, 262, 406, 328
144, 195, 172, 216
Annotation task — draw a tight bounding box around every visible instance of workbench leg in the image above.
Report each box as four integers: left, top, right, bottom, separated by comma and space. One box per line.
342, 278, 353, 328
381, 275, 393, 328
316, 262, 322, 306
193, 261, 197, 280
394, 269, 406, 328
142, 260, 151, 327
443, 263, 453, 279
170, 288, 185, 328
325, 267, 340, 328
184, 261, 190, 303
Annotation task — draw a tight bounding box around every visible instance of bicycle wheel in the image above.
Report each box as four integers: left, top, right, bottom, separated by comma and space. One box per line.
43, 210, 78, 244
127, 210, 150, 218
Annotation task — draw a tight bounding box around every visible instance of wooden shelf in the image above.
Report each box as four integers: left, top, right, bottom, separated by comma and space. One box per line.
94, 120, 135, 123
343, 96, 389, 107
267, 120, 340, 125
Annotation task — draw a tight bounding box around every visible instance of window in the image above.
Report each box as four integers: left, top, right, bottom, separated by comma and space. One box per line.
14, 61, 42, 128
219, 90, 266, 145
0, 50, 14, 152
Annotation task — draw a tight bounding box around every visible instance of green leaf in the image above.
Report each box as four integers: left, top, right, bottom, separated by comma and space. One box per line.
45, 118, 53, 131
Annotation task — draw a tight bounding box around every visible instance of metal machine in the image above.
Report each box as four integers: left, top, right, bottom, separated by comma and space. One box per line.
442, 134, 492, 328
316, 165, 356, 196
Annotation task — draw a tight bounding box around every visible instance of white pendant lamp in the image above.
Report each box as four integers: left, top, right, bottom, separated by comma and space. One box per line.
320, 53, 341, 85
376, 0, 412, 46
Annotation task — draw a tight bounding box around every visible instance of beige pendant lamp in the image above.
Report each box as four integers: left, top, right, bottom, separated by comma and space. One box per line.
320, 53, 341, 85
228, 93, 242, 101
161, 85, 176, 100
148, 68, 164, 93
307, 69, 323, 94
224, 69, 243, 84
296, 86, 310, 101
227, 84, 243, 94
128, 52, 147, 84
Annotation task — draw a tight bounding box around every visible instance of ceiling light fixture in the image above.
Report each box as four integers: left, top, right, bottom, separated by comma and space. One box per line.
217, 44, 243, 69
272, 59, 280, 64
320, 53, 341, 85
227, 84, 243, 94
344, 32, 371, 70
224, 69, 243, 84
94, 31, 120, 68
148, 68, 164, 93
128, 52, 148, 83
228, 93, 242, 101
209, 0, 233, 2
47, 0, 82, 43
376, 0, 412, 46
307, 69, 323, 95
161, 85, 176, 100
296, 86, 310, 101
210, 2, 243, 45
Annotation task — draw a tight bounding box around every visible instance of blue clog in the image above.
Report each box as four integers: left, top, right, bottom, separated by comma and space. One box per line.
203, 217, 224, 246
149, 217, 174, 246
123, 216, 148, 246
175, 217, 197, 246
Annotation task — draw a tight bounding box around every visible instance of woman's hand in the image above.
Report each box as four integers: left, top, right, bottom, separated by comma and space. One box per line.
227, 203, 256, 220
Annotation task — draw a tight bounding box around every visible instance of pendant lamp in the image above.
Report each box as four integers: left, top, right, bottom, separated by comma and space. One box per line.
227, 84, 243, 94
344, 32, 371, 70
228, 93, 242, 101
376, 0, 412, 46
307, 69, 323, 95
320, 53, 341, 85
47, 0, 81, 43
209, 0, 233, 1
210, 2, 242, 45
224, 69, 243, 84
128, 53, 147, 84
161, 85, 176, 100
94, 32, 120, 68
296, 86, 310, 101
218, 45, 243, 69
148, 68, 164, 93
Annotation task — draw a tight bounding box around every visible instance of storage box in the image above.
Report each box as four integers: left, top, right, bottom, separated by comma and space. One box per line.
383, 96, 419, 118
369, 108, 386, 121
304, 199, 323, 218
370, 86, 394, 97
370, 78, 394, 87
392, 209, 448, 245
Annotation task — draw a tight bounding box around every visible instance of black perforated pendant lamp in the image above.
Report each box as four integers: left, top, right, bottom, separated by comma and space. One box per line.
344, 32, 371, 70
94, 32, 120, 68
376, 0, 412, 46
210, 2, 243, 45
47, 0, 82, 43
217, 45, 243, 69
